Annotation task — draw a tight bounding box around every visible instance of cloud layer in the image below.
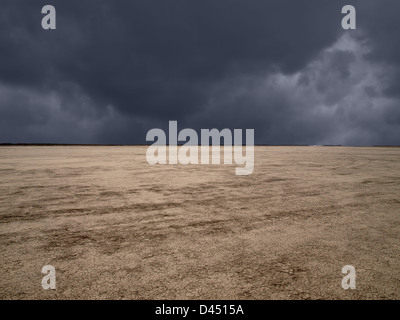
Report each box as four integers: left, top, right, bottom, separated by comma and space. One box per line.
0, 0, 399, 145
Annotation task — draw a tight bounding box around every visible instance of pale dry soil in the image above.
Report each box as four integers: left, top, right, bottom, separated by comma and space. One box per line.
0, 146, 399, 300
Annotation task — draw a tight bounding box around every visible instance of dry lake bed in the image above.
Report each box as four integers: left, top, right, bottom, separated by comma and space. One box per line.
0, 146, 399, 299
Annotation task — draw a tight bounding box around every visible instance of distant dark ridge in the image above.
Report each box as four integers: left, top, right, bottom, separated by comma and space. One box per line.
0, 143, 399, 147
1, 143, 309, 146
0, 143, 322, 147
255, 144, 310, 146
0, 143, 147, 146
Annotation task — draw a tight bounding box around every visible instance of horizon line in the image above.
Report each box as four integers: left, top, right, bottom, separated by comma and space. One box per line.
0, 143, 399, 148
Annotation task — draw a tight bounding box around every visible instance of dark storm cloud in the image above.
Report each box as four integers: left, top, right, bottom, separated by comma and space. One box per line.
0, 0, 399, 144
356, 1, 400, 99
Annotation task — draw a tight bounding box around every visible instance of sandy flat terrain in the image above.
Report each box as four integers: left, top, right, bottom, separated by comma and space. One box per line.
0, 146, 399, 299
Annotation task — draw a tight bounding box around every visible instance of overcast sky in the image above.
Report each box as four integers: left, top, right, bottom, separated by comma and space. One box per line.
0, 0, 399, 145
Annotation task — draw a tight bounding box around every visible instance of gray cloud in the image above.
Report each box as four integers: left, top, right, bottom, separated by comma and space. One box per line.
0, 0, 399, 145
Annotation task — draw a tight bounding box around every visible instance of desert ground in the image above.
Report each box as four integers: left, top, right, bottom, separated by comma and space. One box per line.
0, 146, 399, 300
